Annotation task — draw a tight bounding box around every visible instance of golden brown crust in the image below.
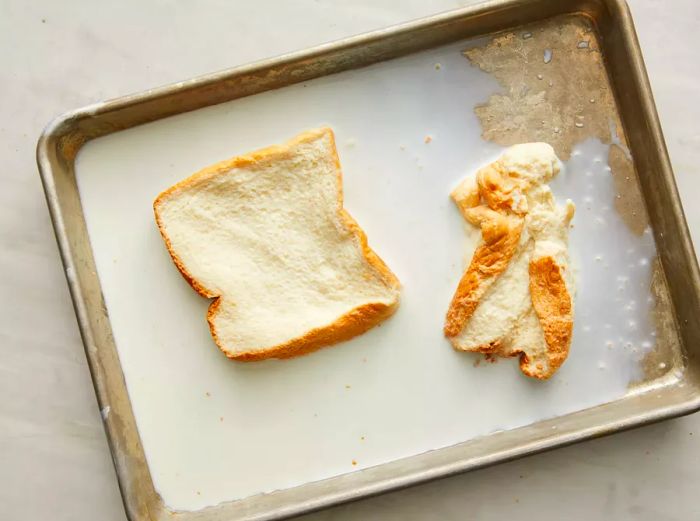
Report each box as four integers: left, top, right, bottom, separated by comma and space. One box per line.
444, 211, 523, 337
208, 299, 398, 361
524, 256, 573, 378
476, 162, 529, 215
450, 178, 480, 220
154, 127, 400, 360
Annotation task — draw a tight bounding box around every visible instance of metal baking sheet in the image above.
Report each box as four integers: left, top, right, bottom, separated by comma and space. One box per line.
36, 1, 700, 520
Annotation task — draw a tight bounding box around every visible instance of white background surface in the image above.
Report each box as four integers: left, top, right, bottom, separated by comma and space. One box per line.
1, 0, 698, 519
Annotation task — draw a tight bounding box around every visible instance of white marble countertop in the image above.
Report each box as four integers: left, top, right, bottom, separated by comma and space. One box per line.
1, 1, 698, 519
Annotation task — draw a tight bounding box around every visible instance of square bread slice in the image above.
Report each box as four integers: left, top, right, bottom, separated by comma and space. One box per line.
154, 128, 400, 361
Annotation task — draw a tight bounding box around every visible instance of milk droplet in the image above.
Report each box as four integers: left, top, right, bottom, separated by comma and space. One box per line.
658, 362, 667, 369
522, 31, 533, 39
577, 40, 589, 49
537, 73, 543, 80
575, 122, 584, 128
543, 49, 553, 63
589, 98, 596, 103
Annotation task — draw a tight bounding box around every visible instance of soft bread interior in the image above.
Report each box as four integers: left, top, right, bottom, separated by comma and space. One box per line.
154, 128, 400, 359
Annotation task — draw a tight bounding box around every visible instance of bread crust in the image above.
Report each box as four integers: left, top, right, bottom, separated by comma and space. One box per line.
524, 256, 573, 378
154, 128, 400, 360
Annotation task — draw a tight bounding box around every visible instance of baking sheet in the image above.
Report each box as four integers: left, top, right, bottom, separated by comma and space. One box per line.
74, 28, 665, 512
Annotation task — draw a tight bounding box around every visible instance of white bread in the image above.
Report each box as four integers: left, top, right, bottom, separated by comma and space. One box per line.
445, 143, 575, 379
154, 128, 400, 361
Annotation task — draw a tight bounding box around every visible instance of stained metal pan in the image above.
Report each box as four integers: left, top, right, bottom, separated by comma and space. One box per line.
36, 0, 700, 519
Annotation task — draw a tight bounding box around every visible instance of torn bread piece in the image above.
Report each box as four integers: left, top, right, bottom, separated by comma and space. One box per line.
445, 143, 575, 379
154, 128, 400, 361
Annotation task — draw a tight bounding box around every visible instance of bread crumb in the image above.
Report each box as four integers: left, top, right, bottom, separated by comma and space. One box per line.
424, 135, 432, 144
435, 63, 441, 70
399, 145, 406, 150
473, 358, 481, 367
351, 460, 357, 466
196, 491, 201, 495
205, 392, 211, 397
362, 357, 367, 363
345, 384, 351, 389
219, 417, 224, 422
360, 436, 365, 441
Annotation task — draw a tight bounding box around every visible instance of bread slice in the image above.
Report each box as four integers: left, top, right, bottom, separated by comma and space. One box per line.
445, 143, 575, 379
154, 128, 400, 361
